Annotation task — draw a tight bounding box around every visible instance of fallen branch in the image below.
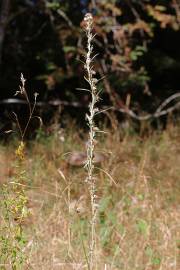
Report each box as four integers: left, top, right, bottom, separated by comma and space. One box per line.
0, 92, 180, 121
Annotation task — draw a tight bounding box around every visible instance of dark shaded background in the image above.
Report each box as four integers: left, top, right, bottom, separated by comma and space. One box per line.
0, 0, 180, 131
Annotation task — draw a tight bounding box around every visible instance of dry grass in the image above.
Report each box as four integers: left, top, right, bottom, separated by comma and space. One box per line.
0, 124, 180, 269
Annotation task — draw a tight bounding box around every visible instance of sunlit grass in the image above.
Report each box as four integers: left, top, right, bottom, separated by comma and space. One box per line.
0, 124, 179, 269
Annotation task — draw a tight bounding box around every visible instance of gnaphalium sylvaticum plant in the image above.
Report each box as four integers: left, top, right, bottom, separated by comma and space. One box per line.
83, 13, 101, 270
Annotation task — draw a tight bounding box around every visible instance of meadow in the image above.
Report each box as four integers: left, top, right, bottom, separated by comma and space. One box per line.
0, 10, 180, 270
0, 122, 179, 269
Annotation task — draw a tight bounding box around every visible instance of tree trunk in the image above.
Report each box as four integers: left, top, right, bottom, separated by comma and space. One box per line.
0, 0, 10, 68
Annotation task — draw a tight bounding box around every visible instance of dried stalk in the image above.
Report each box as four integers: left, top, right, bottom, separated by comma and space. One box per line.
83, 13, 99, 270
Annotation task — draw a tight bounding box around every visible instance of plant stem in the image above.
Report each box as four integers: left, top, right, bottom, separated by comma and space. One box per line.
84, 13, 99, 270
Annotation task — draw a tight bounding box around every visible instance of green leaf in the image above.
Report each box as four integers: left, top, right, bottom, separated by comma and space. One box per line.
136, 219, 149, 235
46, 62, 56, 71
152, 256, 161, 265
145, 246, 153, 257
63, 46, 76, 53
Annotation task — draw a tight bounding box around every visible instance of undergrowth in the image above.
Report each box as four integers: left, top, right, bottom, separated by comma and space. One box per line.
0, 74, 39, 269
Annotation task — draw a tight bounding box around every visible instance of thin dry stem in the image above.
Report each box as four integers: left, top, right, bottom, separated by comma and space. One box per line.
14, 73, 39, 141
83, 13, 100, 270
